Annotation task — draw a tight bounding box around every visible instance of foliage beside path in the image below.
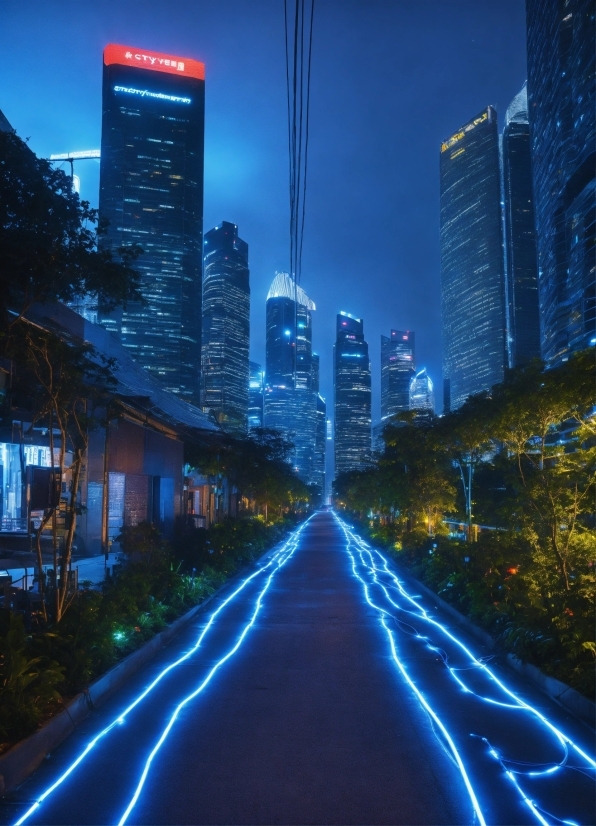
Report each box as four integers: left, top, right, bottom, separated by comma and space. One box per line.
0, 515, 300, 752
335, 351, 595, 700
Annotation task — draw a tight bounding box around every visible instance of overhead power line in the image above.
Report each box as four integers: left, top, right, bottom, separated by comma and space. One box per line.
284, 0, 315, 285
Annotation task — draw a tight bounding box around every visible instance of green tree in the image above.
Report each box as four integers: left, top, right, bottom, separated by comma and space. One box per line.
11, 325, 117, 623
0, 128, 142, 345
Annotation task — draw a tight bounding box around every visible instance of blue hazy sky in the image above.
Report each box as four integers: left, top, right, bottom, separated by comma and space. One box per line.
1, 0, 527, 421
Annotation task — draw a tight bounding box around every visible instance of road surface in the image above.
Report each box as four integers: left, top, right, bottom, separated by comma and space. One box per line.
3, 511, 594, 825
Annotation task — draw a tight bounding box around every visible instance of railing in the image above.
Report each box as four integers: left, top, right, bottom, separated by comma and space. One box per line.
0, 517, 29, 533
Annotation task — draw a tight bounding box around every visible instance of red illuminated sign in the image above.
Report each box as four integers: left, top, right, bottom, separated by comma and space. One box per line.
104, 43, 205, 81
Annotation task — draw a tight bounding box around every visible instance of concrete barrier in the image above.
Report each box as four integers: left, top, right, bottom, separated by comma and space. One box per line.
507, 654, 595, 727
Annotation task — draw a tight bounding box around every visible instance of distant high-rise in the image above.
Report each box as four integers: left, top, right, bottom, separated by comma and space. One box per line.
311, 353, 326, 496
502, 84, 541, 367
381, 330, 415, 420
314, 394, 326, 497
266, 272, 314, 388
99, 43, 205, 402
526, 0, 595, 363
264, 273, 317, 482
440, 106, 507, 411
311, 352, 320, 396
334, 312, 371, 476
409, 368, 435, 415
248, 361, 264, 431
201, 222, 249, 432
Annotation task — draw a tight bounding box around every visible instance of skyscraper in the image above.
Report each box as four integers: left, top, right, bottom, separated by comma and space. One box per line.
314, 393, 327, 496
264, 273, 317, 482
440, 106, 507, 411
526, 0, 595, 364
265, 272, 314, 388
502, 84, 541, 367
248, 361, 264, 431
381, 330, 415, 421
409, 368, 435, 416
334, 312, 371, 476
99, 43, 205, 402
312, 353, 326, 497
201, 222, 249, 432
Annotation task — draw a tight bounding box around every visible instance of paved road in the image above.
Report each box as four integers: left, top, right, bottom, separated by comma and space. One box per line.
3, 512, 594, 825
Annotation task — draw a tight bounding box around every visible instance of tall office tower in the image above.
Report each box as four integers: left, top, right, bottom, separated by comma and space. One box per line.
99, 44, 205, 402
526, 0, 595, 364
313, 394, 327, 496
503, 84, 541, 367
264, 273, 317, 482
311, 352, 320, 394
410, 368, 435, 415
266, 272, 314, 387
440, 106, 507, 411
311, 353, 326, 495
201, 222, 249, 432
248, 361, 264, 431
380, 330, 415, 420
334, 312, 371, 476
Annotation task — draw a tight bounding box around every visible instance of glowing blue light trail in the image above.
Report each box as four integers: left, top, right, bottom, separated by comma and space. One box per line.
335, 516, 486, 825
334, 513, 595, 826
116, 526, 305, 825
14, 520, 309, 826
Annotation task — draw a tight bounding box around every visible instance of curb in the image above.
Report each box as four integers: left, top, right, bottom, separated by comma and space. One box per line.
506, 654, 595, 726
386, 556, 595, 727
0, 532, 293, 796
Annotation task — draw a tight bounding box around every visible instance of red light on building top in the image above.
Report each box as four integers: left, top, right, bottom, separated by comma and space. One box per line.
104, 43, 205, 81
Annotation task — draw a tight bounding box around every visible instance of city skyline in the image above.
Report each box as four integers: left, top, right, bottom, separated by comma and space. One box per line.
0, 0, 531, 422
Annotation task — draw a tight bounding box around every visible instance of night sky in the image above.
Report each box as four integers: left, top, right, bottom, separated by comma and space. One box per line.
1, 0, 527, 422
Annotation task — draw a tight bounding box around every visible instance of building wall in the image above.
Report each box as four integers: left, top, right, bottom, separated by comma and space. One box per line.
526, 0, 595, 364
440, 106, 507, 410
81, 418, 183, 554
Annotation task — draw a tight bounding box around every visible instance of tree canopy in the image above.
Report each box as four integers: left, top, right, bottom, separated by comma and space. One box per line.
0, 128, 142, 342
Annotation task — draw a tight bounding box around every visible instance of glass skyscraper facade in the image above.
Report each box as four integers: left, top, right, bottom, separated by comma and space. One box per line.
98, 44, 205, 403
440, 106, 507, 411
265, 272, 313, 388
201, 222, 249, 433
409, 368, 435, 415
314, 394, 326, 496
502, 84, 541, 367
526, 0, 595, 364
380, 330, 415, 421
264, 273, 317, 483
248, 361, 264, 431
311, 353, 326, 496
334, 312, 371, 476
